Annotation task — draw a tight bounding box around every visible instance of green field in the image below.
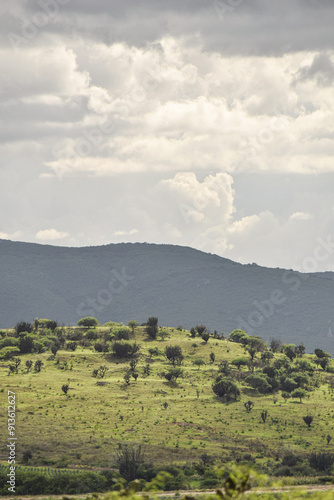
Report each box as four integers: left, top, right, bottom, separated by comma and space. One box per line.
1, 320, 334, 494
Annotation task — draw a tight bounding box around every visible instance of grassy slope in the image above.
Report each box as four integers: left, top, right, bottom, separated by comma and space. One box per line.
1, 326, 334, 470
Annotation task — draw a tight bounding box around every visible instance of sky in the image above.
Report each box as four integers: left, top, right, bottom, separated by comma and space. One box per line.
1, 0, 334, 271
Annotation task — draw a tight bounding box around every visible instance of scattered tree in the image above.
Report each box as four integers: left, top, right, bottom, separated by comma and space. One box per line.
115, 444, 145, 483
61, 384, 69, 395
244, 400, 254, 413
146, 317, 158, 339
25, 360, 33, 372
77, 317, 99, 328
201, 332, 210, 343
165, 345, 184, 366
261, 410, 268, 424
210, 352, 215, 364
127, 320, 139, 333
303, 415, 313, 428
212, 376, 240, 402
34, 360, 43, 372
291, 388, 306, 403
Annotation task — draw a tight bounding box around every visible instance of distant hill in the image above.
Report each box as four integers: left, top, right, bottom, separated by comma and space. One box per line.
1, 239, 334, 354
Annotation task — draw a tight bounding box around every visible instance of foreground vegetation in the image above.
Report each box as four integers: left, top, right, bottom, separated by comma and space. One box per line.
1, 317, 334, 494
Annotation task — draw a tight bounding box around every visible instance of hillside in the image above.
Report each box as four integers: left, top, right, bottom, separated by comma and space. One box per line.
1, 239, 334, 353
1, 321, 334, 495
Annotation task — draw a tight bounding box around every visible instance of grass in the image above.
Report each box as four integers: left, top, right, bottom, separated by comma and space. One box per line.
1, 325, 334, 472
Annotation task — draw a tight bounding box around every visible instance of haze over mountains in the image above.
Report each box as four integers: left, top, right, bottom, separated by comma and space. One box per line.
1, 239, 334, 354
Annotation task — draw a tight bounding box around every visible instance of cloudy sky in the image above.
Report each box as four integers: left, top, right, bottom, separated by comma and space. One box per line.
1, 0, 334, 271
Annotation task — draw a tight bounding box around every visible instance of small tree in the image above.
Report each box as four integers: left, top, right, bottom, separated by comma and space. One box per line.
196, 324, 207, 335
231, 357, 249, 370
193, 358, 205, 369
303, 415, 313, 428
201, 332, 210, 343
22, 450, 33, 464
124, 372, 131, 385
190, 328, 197, 338
34, 360, 43, 372
210, 352, 215, 364
218, 360, 231, 376
212, 376, 240, 402
244, 400, 254, 413
146, 317, 158, 339
261, 410, 268, 424
165, 345, 184, 366
161, 367, 183, 383
127, 320, 139, 333
15, 321, 33, 335
77, 317, 99, 328
291, 388, 306, 403
25, 360, 33, 372
115, 444, 145, 483
327, 434, 332, 445
62, 384, 69, 395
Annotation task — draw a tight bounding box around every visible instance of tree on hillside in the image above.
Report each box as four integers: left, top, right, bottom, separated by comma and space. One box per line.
146, 317, 158, 339
196, 325, 207, 336
127, 320, 139, 333
284, 344, 297, 361
303, 415, 313, 428
77, 317, 99, 328
231, 357, 249, 370
201, 332, 210, 343
165, 345, 184, 366
270, 338, 284, 353
228, 329, 249, 344
245, 336, 266, 360
161, 367, 183, 383
291, 388, 306, 403
15, 321, 33, 335
115, 444, 145, 483
315, 348, 331, 359
212, 376, 240, 402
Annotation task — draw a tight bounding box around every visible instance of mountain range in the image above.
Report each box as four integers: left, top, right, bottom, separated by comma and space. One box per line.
1, 239, 334, 354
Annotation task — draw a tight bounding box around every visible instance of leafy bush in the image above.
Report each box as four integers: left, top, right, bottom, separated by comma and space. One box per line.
228, 329, 249, 344
212, 376, 240, 401
112, 341, 140, 359
308, 452, 334, 472
77, 317, 99, 328
0, 346, 21, 360
164, 345, 184, 366
245, 374, 272, 394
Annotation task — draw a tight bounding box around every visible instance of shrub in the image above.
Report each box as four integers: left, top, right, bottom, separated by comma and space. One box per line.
15, 321, 33, 335
77, 317, 99, 328
113, 326, 131, 340
309, 452, 334, 471
161, 367, 183, 382
212, 376, 240, 402
164, 345, 184, 366
112, 341, 140, 359
146, 317, 158, 339
115, 444, 145, 482
245, 374, 272, 393
0, 346, 21, 360
228, 329, 249, 344
85, 329, 99, 340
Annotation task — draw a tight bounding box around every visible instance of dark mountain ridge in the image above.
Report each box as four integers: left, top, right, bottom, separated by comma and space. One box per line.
1, 239, 334, 354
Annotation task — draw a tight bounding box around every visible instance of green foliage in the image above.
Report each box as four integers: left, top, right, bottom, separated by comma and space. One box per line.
196, 324, 207, 335
164, 345, 184, 366
113, 326, 131, 340
77, 316, 99, 328
128, 320, 139, 333
244, 400, 254, 412
0, 345, 21, 359
212, 376, 240, 401
146, 317, 158, 339
228, 329, 249, 344
115, 444, 145, 483
15, 321, 33, 335
231, 357, 249, 369
245, 374, 272, 394
161, 367, 183, 382
308, 452, 334, 472
61, 384, 69, 395
303, 415, 314, 427
291, 388, 307, 402
112, 341, 140, 359
34, 359, 43, 372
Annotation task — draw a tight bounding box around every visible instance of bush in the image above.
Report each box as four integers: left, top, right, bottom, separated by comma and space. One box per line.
15, 321, 33, 335
112, 341, 140, 359
77, 317, 99, 328
85, 329, 99, 340
245, 374, 272, 394
165, 345, 184, 366
0, 346, 21, 360
146, 317, 158, 339
212, 376, 240, 402
228, 329, 249, 344
309, 452, 334, 472
113, 326, 131, 340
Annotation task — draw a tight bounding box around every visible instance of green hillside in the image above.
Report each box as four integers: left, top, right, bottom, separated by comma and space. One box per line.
1, 319, 334, 495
